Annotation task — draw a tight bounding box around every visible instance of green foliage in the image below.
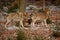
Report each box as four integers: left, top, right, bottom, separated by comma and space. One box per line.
17, 29, 26, 40
51, 24, 60, 31
51, 24, 60, 37
55, 25, 60, 30
7, 37, 13, 40
46, 18, 52, 24
34, 35, 44, 40
8, 4, 18, 13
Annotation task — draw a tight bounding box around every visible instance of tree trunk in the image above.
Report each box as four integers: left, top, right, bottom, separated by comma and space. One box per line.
43, 0, 45, 10
55, 0, 60, 6
18, 0, 26, 12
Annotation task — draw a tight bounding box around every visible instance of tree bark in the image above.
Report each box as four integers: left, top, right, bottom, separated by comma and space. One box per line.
18, 0, 26, 12
55, 0, 60, 6
43, 0, 45, 10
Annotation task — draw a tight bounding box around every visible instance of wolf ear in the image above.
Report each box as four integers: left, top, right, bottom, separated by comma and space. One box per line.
45, 8, 51, 13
